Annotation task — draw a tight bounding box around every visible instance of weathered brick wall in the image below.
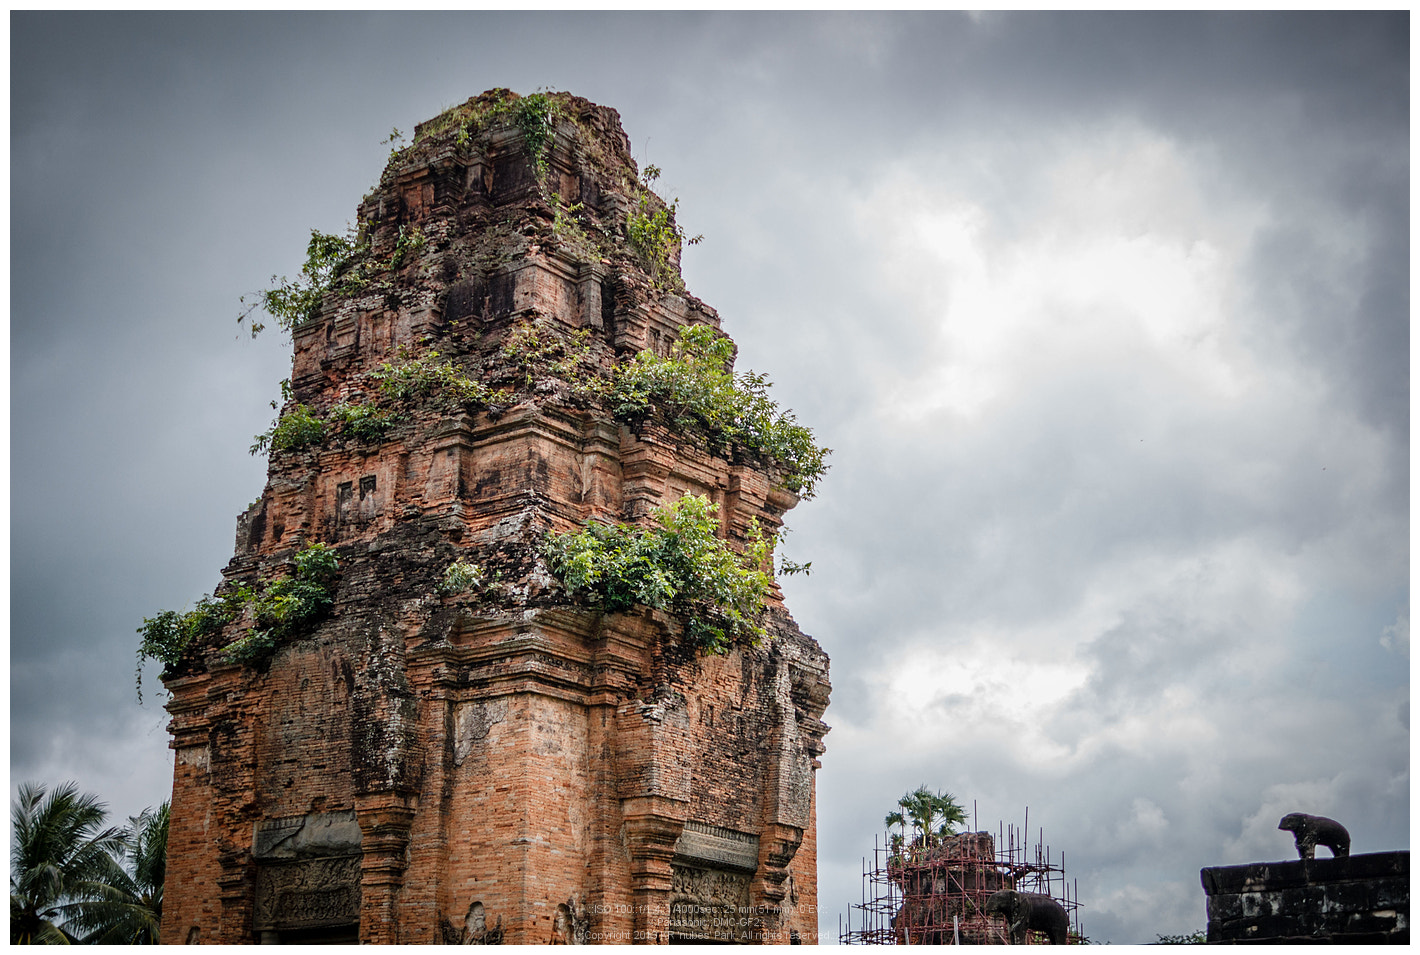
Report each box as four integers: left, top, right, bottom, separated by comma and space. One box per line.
161, 89, 830, 945
1201, 851, 1409, 943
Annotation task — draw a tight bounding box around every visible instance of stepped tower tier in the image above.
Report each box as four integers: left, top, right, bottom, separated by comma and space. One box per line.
158, 89, 831, 945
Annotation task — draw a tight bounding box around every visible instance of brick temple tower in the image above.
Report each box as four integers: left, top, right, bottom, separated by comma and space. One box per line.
158, 90, 831, 944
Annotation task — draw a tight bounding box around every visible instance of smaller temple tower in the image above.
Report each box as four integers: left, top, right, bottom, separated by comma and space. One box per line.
157, 90, 830, 944
842, 823, 1083, 945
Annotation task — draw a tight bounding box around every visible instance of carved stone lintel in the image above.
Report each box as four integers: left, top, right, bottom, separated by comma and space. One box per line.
253, 855, 361, 932
670, 863, 753, 943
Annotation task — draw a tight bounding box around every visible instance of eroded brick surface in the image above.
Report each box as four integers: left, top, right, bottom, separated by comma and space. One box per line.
162, 90, 830, 945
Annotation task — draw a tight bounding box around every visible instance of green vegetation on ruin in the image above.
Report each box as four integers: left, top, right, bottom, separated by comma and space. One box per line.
542, 494, 775, 654
136, 542, 341, 696
238, 224, 426, 338
219, 542, 340, 666
328, 401, 400, 443
625, 165, 702, 290
500, 91, 561, 183
436, 559, 485, 597
239, 230, 361, 336
550, 193, 596, 258
250, 403, 325, 455
251, 398, 399, 457
248, 321, 829, 505
414, 89, 566, 185
611, 324, 830, 500
135, 595, 243, 700
497, 317, 601, 392
374, 348, 493, 409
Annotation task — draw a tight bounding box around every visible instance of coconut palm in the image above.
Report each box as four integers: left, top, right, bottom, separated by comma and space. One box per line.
10, 782, 126, 944
64, 802, 169, 944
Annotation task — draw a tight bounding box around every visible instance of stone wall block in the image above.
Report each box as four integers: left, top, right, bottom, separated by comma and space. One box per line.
1202, 851, 1409, 943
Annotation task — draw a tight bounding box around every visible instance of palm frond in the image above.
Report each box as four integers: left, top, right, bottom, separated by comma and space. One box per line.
10, 784, 166, 945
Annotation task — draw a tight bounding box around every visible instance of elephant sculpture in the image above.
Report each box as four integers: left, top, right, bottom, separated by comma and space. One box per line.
1278, 812, 1350, 860
983, 889, 1069, 945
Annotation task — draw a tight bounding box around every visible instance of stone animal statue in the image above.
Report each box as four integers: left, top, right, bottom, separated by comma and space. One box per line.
1278, 812, 1350, 859
984, 889, 1069, 945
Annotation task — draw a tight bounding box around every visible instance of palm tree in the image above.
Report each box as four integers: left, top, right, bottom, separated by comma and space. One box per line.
893, 785, 968, 847
10, 781, 125, 944
884, 809, 908, 858
884, 809, 907, 838
64, 802, 169, 944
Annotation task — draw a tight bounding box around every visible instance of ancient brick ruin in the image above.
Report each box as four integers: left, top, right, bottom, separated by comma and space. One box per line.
159, 90, 831, 944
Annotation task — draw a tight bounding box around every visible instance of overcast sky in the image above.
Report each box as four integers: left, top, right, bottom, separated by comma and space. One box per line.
10, 12, 1409, 945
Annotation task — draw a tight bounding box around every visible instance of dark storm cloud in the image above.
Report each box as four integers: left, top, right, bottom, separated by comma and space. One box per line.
11, 12, 1406, 944
666, 11, 1408, 441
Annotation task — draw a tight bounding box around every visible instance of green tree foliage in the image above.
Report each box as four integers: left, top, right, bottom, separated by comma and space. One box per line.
328, 401, 398, 443
10, 782, 126, 944
543, 494, 774, 654
237, 225, 426, 339
62, 803, 168, 944
135, 592, 245, 700
437, 558, 485, 597
612, 324, 830, 499
886, 785, 968, 847
374, 349, 491, 408
238, 229, 363, 337
137, 543, 341, 690
250, 404, 326, 455
221, 542, 341, 665
1154, 931, 1207, 944
625, 165, 702, 289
